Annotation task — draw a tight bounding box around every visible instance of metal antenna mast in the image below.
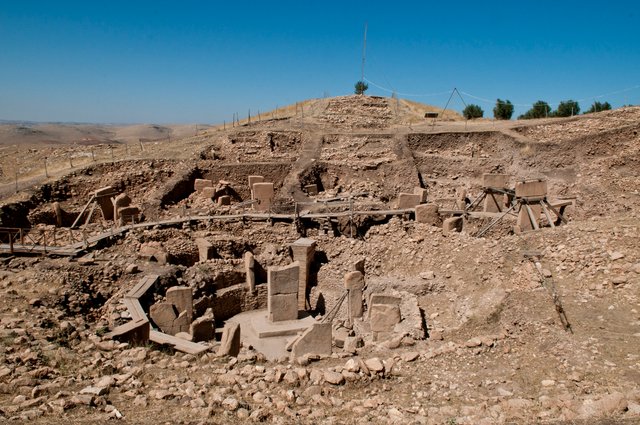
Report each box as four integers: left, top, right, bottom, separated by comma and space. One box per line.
361, 22, 367, 82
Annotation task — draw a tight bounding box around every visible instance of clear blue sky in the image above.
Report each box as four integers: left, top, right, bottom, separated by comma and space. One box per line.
1, 1, 638, 123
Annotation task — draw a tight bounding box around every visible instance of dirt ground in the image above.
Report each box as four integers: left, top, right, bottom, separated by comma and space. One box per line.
0, 95, 639, 424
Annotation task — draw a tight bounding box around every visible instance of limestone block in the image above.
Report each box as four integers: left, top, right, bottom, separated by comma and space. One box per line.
291, 238, 316, 311
443, 216, 463, 234
112, 193, 131, 221
190, 315, 214, 342
370, 304, 401, 332
94, 186, 115, 220
253, 182, 274, 211
218, 322, 241, 357
344, 271, 364, 290
248, 175, 264, 198
483, 173, 510, 188
413, 187, 428, 203
172, 311, 191, 335
267, 263, 300, 295
268, 293, 298, 322
515, 180, 547, 199
291, 322, 332, 359
166, 286, 193, 322
397, 193, 422, 209
369, 294, 402, 307
149, 302, 177, 334
117, 206, 140, 224
517, 204, 542, 231
201, 187, 216, 199
304, 184, 318, 195
139, 243, 169, 264
415, 203, 440, 225
218, 195, 231, 206
194, 179, 213, 192
195, 238, 214, 262
244, 252, 255, 291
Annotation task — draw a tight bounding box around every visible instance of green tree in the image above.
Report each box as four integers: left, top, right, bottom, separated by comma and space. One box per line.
554, 100, 580, 117
354, 81, 368, 95
493, 99, 514, 120
585, 101, 612, 114
462, 104, 484, 119
518, 101, 551, 119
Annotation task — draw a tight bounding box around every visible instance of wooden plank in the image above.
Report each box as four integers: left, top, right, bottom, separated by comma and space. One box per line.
540, 203, 556, 228
70, 194, 96, 229
123, 298, 146, 321
525, 204, 540, 230
149, 330, 209, 355
126, 274, 159, 299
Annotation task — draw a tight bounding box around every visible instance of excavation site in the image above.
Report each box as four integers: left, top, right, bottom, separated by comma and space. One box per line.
0, 95, 639, 424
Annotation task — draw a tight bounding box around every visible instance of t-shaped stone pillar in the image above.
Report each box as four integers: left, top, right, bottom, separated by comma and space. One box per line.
290, 238, 316, 310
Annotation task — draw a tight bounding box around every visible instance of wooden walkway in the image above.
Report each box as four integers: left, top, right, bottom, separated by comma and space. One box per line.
0, 208, 417, 257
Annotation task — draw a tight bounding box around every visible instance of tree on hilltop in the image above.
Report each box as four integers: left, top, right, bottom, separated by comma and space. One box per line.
354, 81, 368, 95
585, 101, 612, 113
493, 99, 514, 120
519, 101, 551, 119
554, 100, 580, 117
462, 104, 484, 119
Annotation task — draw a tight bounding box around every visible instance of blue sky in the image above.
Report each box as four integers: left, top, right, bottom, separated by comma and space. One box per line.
1, 1, 638, 123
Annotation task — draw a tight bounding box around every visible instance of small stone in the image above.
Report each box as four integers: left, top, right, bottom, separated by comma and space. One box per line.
611, 276, 627, 285
401, 351, 420, 362
541, 379, 556, 387
364, 358, 385, 373
125, 264, 139, 274
465, 337, 482, 348
610, 252, 625, 261
222, 397, 239, 411
324, 371, 344, 385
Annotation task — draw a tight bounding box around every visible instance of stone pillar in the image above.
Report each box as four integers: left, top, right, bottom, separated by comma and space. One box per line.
195, 238, 214, 262
194, 179, 213, 192
443, 216, 463, 234
344, 271, 365, 320
267, 263, 300, 322
413, 187, 428, 203
94, 186, 115, 220
112, 193, 131, 222
166, 286, 193, 323
244, 251, 255, 292
415, 203, 440, 225
253, 182, 274, 211
248, 175, 264, 200
290, 238, 316, 310
483, 174, 510, 212
397, 193, 421, 209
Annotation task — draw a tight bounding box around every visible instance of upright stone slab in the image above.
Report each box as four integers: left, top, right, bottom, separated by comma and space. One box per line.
248, 175, 264, 199
291, 322, 332, 359
397, 193, 422, 209
517, 204, 542, 231
218, 195, 231, 206
244, 252, 256, 292
94, 186, 115, 220
290, 238, 316, 310
344, 271, 365, 319
304, 184, 318, 195
190, 314, 214, 342
194, 179, 213, 192
368, 294, 402, 341
253, 182, 274, 212
483, 174, 510, 212
267, 263, 300, 322
195, 238, 214, 262
443, 216, 463, 234
415, 203, 440, 225
112, 193, 131, 221
117, 206, 140, 224
166, 286, 193, 323
353, 258, 365, 275
218, 322, 241, 357
413, 187, 428, 203
515, 179, 547, 200
201, 187, 216, 199
149, 302, 177, 334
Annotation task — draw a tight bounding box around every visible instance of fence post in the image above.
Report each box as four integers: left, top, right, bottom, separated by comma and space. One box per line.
44, 158, 49, 178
